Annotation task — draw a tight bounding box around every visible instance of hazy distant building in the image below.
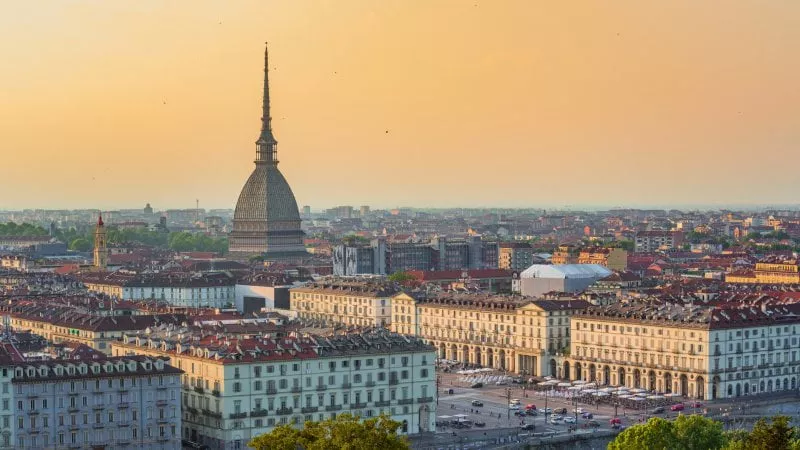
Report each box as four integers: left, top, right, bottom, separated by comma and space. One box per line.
519, 264, 611, 296
143, 203, 153, 215
302, 205, 311, 216
333, 236, 498, 276
359, 205, 370, 216
228, 45, 307, 261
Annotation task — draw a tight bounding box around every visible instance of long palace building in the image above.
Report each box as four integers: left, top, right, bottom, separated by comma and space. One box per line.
228, 44, 308, 261
567, 302, 800, 400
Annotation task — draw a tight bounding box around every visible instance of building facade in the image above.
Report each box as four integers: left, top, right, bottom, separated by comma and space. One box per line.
498, 242, 535, 271
567, 303, 800, 400
113, 327, 436, 450
76, 272, 236, 308
391, 292, 590, 377
634, 231, 684, 253
11, 355, 182, 449
289, 280, 399, 327
93, 214, 108, 270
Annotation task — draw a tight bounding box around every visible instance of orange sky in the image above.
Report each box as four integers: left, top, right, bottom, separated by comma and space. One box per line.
1, 1, 799, 210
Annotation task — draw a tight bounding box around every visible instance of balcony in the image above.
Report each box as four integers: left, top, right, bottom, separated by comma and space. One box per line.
27, 410, 39, 416
118, 402, 130, 409
156, 400, 168, 407
194, 387, 204, 394
398, 399, 413, 405
276, 407, 293, 416
117, 421, 131, 428
389, 379, 399, 386
266, 388, 278, 395
417, 397, 433, 404
365, 381, 376, 387
186, 407, 199, 415
374, 400, 390, 407
92, 404, 105, 410
315, 385, 327, 391
301, 406, 318, 413
352, 402, 367, 409
202, 409, 222, 419
26, 393, 39, 399
341, 383, 351, 389
251, 408, 268, 417
156, 386, 168, 391
68, 407, 80, 413
229, 412, 248, 419
291, 386, 302, 393
212, 390, 221, 397
92, 423, 104, 429
157, 436, 170, 442
325, 404, 343, 412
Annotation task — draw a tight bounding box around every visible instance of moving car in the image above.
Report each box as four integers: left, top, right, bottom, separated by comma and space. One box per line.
690, 402, 703, 408
550, 417, 562, 425
564, 416, 576, 424
651, 407, 665, 414
510, 399, 521, 405
581, 412, 593, 419
471, 400, 483, 407
521, 424, 535, 431
556, 407, 568, 414
609, 417, 622, 425
671, 403, 685, 412
525, 409, 538, 416
542, 407, 553, 414
587, 420, 601, 428
573, 407, 584, 414
470, 382, 484, 389
474, 421, 486, 427
509, 404, 521, 410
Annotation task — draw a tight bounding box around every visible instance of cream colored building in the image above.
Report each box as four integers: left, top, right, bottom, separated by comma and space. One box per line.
290, 279, 399, 327
568, 303, 800, 400
113, 326, 436, 450
1, 302, 186, 354
392, 292, 590, 377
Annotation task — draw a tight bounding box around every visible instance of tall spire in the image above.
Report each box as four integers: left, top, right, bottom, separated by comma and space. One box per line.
256, 42, 278, 164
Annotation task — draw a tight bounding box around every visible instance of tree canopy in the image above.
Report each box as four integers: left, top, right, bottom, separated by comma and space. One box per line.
388, 271, 416, 283
609, 415, 800, 450
248, 413, 409, 450
609, 415, 725, 450
69, 238, 92, 252
0, 222, 48, 236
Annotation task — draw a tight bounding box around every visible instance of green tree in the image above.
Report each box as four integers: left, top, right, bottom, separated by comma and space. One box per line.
69, 238, 92, 252
388, 271, 416, 283
609, 415, 725, 450
608, 417, 678, 450
248, 413, 409, 450
740, 416, 797, 450
672, 414, 726, 450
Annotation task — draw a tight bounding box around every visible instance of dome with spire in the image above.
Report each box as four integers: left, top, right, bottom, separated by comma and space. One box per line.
228, 44, 307, 260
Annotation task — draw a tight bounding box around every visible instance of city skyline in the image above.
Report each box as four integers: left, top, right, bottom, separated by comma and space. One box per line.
2, 1, 799, 210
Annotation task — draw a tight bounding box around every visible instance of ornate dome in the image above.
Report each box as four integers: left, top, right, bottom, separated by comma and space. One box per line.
232, 164, 300, 222
228, 43, 307, 260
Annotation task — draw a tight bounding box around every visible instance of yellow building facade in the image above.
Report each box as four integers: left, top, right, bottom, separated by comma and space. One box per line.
391, 292, 590, 376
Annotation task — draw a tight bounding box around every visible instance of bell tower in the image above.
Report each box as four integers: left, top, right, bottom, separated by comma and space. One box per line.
93, 213, 108, 270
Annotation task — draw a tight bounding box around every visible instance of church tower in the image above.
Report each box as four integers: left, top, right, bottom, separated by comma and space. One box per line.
93, 213, 108, 270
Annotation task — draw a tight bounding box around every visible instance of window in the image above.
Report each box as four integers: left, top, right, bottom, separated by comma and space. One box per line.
233, 382, 241, 393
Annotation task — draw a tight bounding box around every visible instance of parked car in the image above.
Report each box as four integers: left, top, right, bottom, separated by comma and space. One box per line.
525, 409, 538, 416
509, 404, 521, 410
573, 407, 584, 414
510, 398, 521, 405
556, 407, 568, 414
651, 407, 665, 414
564, 416, 576, 424
550, 417, 561, 425
474, 422, 486, 428
542, 407, 553, 414
581, 412, 594, 419
471, 400, 483, 407
495, 380, 508, 385
671, 403, 685, 412
470, 383, 484, 389
521, 424, 535, 431
552, 414, 564, 421
514, 410, 525, 416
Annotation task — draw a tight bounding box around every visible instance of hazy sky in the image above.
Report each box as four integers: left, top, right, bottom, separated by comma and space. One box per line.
2, 1, 799, 210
